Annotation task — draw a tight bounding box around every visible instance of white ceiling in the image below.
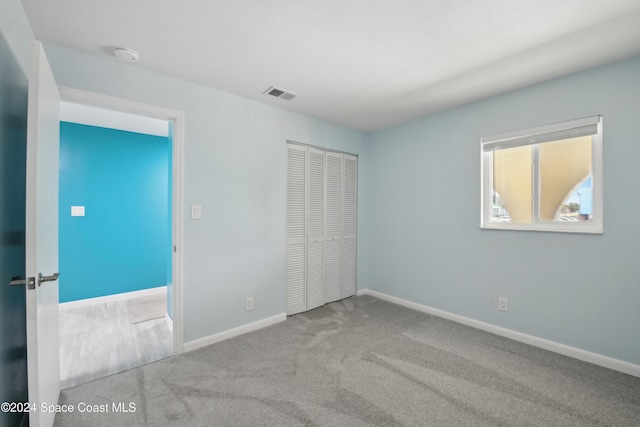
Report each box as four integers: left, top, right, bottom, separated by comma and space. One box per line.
21, 0, 640, 132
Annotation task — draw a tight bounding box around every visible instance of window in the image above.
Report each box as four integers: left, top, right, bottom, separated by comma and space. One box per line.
481, 116, 602, 233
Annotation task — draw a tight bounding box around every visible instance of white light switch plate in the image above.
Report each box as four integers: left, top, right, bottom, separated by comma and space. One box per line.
71, 206, 85, 217
191, 204, 202, 220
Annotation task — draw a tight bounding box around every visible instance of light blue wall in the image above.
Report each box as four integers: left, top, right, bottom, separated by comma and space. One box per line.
44, 44, 368, 342
365, 56, 640, 365
45, 35, 640, 367
58, 122, 171, 303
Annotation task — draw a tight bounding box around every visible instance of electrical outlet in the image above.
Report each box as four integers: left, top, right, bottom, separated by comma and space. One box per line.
245, 296, 254, 311
498, 297, 508, 312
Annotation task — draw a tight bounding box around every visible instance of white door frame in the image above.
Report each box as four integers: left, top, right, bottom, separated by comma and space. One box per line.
58, 86, 185, 354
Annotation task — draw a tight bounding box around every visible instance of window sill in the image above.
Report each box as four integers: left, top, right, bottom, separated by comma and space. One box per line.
481, 222, 603, 234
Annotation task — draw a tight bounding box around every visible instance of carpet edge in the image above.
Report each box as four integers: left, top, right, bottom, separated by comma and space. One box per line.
358, 289, 640, 378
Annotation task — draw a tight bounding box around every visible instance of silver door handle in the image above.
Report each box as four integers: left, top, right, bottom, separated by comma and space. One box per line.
9, 277, 36, 290
38, 272, 59, 286
9, 277, 26, 286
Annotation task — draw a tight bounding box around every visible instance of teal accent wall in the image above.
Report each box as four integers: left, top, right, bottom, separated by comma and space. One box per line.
59, 122, 172, 302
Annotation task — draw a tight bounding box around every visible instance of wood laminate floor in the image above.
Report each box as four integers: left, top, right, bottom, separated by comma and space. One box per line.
59, 294, 173, 389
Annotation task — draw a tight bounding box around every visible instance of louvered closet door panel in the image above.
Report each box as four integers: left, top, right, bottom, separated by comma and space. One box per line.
324, 152, 343, 303
307, 147, 325, 310
286, 243, 306, 315
342, 154, 358, 298
324, 239, 341, 302
286, 144, 307, 315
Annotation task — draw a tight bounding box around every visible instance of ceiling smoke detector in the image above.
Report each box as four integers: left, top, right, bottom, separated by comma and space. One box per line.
113, 47, 139, 62
263, 86, 298, 101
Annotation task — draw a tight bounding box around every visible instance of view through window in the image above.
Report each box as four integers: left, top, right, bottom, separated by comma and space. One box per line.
481, 116, 602, 233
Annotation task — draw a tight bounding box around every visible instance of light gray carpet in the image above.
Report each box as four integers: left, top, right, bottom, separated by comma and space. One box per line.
126, 294, 167, 324
55, 295, 640, 426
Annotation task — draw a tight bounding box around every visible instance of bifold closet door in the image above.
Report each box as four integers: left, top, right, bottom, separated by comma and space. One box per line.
306, 147, 325, 311
286, 143, 357, 315
285, 144, 307, 316
342, 154, 357, 299
324, 151, 343, 303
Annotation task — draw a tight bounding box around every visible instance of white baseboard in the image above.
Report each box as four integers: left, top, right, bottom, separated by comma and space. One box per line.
59, 286, 167, 310
183, 313, 287, 353
164, 314, 173, 333
358, 289, 640, 378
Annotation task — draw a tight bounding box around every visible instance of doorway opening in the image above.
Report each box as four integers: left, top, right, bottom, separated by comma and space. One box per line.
56, 88, 184, 388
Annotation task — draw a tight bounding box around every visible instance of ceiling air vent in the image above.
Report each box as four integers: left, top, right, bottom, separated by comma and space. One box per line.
264, 86, 298, 101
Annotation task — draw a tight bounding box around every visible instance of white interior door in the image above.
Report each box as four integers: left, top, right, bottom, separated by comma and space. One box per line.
286, 144, 357, 313
25, 41, 60, 427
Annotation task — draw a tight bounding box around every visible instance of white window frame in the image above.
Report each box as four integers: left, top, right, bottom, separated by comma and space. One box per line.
481, 116, 603, 234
